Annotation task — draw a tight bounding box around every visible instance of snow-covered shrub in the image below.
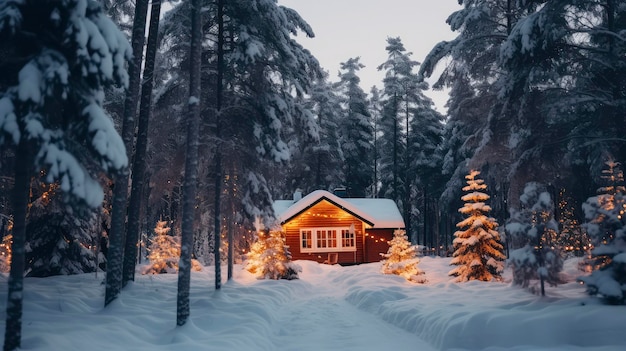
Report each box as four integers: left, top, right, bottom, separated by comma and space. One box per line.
578, 161, 626, 304
449, 170, 505, 282
507, 182, 564, 294
245, 230, 301, 280
381, 229, 426, 283
143, 220, 202, 274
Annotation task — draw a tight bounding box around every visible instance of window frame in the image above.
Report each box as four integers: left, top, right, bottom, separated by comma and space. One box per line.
300, 227, 356, 253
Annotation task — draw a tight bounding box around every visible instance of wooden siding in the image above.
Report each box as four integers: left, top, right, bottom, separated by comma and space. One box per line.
363, 228, 394, 263
283, 200, 366, 264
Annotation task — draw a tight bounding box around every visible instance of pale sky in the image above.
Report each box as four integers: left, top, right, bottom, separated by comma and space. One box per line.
278, 0, 462, 113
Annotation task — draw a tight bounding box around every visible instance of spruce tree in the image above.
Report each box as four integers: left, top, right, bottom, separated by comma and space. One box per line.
449, 170, 505, 282
245, 230, 301, 280
579, 161, 626, 304
507, 182, 564, 295
143, 220, 201, 274
335, 57, 373, 197
381, 229, 426, 283
144, 220, 179, 274
0, 1, 130, 348
25, 185, 101, 277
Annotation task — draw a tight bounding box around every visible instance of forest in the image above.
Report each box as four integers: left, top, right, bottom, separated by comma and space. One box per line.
1, 0, 626, 350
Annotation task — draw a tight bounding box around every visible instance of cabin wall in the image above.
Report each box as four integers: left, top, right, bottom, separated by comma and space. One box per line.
283, 200, 365, 264
364, 228, 395, 263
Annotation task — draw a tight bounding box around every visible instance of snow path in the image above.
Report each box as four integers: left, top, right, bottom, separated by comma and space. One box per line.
269, 272, 434, 350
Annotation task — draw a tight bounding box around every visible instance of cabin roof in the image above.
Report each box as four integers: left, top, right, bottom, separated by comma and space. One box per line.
273, 190, 405, 228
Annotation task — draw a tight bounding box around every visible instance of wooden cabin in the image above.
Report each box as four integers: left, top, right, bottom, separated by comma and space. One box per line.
273, 190, 405, 265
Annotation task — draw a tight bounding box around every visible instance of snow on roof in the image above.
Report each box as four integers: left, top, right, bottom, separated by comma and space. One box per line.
273, 190, 405, 228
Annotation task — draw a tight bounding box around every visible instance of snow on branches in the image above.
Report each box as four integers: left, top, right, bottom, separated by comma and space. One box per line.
245, 230, 301, 280
507, 182, 563, 295
143, 221, 201, 274
0, 0, 131, 209
578, 161, 626, 304
381, 229, 426, 283
449, 170, 505, 282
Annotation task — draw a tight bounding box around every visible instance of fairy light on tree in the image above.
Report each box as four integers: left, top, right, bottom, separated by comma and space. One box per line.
143, 220, 201, 274
381, 229, 426, 283
0, 233, 12, 273
507, 182, 564, 296
579, 160, 626, 304
245, 230, 301, 280
557, 189, 589, 257
449, 170, 506, 282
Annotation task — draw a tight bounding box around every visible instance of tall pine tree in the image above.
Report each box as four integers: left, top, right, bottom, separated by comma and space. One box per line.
0, 1, 131, 348
335, 57, 373, 197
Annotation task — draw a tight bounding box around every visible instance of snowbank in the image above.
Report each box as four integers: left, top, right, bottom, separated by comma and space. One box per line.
0, 257, 624, 350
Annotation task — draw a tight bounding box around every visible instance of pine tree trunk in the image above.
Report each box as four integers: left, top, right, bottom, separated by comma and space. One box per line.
3, 141, 31, 351
123, 0, 161, 287
177, 0, 202, 326
213, 0, 225, 290
105, 0, 149, 306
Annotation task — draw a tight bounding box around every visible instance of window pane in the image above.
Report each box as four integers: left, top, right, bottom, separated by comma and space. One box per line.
301, 230, 311, 249
341, 229, 354, 247
329, 230, 337, 247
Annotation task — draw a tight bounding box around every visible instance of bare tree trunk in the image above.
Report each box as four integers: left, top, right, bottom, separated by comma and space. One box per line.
105, 0, 149, 306
3, 141, 31, 351
123, 0, 161, 287
177, 0, 202, 326
227, 198, 234, 280
214, 0, 225, 290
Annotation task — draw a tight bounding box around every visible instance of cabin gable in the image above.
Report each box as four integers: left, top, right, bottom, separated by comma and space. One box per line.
283, 200, 367, 264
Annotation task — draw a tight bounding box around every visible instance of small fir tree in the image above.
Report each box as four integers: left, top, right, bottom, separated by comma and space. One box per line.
245, 230, 301, 280
578, 161, 626, 304
143, 220, 201, 274
0, 234, 12, 273
449, 170, 506, 282
381, 229, 426, 283
507, 182, 564, 296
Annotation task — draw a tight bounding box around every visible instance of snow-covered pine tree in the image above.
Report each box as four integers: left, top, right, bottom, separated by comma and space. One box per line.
144, 220, 201, 274
381, 229, 426, 283
335, 57, 373, 197
449, 170, 505, 282
0, 1, 131, 349
507, 182, 564, 295
578, 161, 626, 304
245, 230, 301, 280
288, 72, 343, 193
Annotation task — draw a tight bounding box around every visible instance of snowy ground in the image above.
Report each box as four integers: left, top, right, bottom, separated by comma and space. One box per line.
1, 257, 625, 351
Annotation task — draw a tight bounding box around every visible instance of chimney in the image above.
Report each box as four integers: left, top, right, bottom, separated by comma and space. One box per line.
293, 189, 302, 202
333, 187, 347, 198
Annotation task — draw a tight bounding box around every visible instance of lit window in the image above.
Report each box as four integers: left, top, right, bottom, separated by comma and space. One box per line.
300, 227, 354, 252
341, 229, 355, 248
